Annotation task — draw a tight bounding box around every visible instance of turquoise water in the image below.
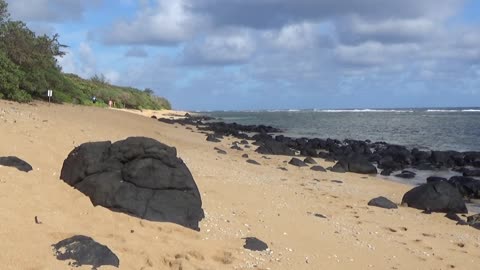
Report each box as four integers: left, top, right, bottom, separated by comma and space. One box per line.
204, 108, 480, 152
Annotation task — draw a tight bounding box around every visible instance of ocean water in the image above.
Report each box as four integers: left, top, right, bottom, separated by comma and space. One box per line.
203, 108, 480, 212
203, 108, 480, 152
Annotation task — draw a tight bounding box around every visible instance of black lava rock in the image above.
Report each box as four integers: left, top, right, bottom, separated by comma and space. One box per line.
52, 235, 119, 269
426, 176, 447, 183
242, 154, 249, 158
401, 181, 467, 213
60, 137, 204, 230
467, 214, 480, 230
310, 165, 326, 172
206, 134, 221, 143
395, 170, 416, 179
243, 237, 268, 251
368, 196, 398, 209
255, 140, 295, 156
448, 176, 480, 199
304, 157, 317, 164
288, 158, 308, 167
246, 159, 261, 165
0, 156, 33, 172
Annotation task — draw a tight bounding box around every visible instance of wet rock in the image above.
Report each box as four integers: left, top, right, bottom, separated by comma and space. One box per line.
60, 137, 204, 230
426, 176, 447, 183
240, 140, 249, 145
448, 176, 480, 199
243, 237, 268, 251
52, 235, 119, 269
331, 156, 377, 174
288, 158, 308, 167
463, 169, 480, 177
467, 214, 480, 230
0, 156, 33, 172
368, 196, 398, 209
395, 170, 416, 179
381, 169, 393, 176
310, 165, 326, 172
401, 181, 467, 213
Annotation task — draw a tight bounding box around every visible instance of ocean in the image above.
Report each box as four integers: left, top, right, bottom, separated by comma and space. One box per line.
203, 108, 480, 152
203, 108, 480, 212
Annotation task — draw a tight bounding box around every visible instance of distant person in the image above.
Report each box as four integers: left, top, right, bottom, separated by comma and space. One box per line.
92, 96, 97, 104
108, 100, 113, 108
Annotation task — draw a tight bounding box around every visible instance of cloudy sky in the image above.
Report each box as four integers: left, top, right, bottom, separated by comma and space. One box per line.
6, 0, 480, 110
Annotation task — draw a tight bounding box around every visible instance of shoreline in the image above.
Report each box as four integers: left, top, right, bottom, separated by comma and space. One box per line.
1, 100, 479, 269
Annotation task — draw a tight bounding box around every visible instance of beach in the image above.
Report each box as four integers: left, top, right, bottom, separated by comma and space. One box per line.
0, 100, 479, 270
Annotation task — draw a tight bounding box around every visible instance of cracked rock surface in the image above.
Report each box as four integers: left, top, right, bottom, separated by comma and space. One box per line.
60, 137, 204, 230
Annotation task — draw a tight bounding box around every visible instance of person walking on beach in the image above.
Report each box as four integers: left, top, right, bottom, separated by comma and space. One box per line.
108, 100, 113, 108
92, 96, 97, 104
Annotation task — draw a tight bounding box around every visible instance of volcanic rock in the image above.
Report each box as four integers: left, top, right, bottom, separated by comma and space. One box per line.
0, 156, 33, 172
401, 181, 467, 213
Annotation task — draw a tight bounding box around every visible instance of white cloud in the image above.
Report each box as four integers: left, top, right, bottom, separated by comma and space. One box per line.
183, 29, 256, 65
104, 0, 208, 45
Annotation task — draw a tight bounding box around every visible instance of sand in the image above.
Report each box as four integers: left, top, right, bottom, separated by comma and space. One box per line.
0, 100, 479, 270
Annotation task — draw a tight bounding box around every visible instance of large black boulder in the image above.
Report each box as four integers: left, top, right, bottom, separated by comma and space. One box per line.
255, 140, 295, 156
401, 181, 467, 213
0, 156, 33, 172
448, 176, 480, 199
52, 235, 119, 269
60, 137, 204, 230
331, 156, 377, 174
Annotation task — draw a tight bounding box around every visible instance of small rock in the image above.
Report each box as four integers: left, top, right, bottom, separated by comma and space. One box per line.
243, 237, 268, 251
246, 159, 261, 165
242, 154, 249, 158
52, 235, 120, 269
0, 156, 33, 172
368, 196, 398, 209
310, 165, 326, 172
304, 157, 317, 164
289, 158, 308, 167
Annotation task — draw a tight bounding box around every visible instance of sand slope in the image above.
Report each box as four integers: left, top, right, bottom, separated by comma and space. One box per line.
0, 100, 479, 270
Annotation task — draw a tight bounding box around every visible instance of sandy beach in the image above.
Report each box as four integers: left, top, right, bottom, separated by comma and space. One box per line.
0, 100, 479, 270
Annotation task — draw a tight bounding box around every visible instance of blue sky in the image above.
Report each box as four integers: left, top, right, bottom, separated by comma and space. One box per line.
5, 0, 480, 110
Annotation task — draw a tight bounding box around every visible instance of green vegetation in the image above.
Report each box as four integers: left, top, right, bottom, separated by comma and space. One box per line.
0, 0, 171, 110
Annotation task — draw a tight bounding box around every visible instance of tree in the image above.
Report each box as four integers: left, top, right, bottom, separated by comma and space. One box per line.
0, 0, 8, 23
143, 88, 154, 95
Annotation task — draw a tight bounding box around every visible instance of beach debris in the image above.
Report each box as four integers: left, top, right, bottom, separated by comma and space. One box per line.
246, 159, 261, 165
243, 237, 268, 251
206, 134, 221, 143
52, 235, 119, 269
34, 216, 42, 224
0, 156, 33, 172
395, 170, 416, 179
401, 181, 467, 213
310, 165, 326, 172
331, 180, 343, 184
303, 157, 317, 164
368, 196, 398, 209
288, 158, 308, 167
60, 137, 204, 230
277, 167, 288, 171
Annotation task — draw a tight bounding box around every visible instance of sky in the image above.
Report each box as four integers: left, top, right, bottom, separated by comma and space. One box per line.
5, 0, 480, 110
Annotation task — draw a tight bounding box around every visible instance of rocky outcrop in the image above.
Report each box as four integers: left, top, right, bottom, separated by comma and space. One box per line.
401, 181, 467, 213
60, 137, 204, 230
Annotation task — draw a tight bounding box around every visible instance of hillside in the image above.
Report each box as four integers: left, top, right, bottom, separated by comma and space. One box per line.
0, 0, 171, 110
